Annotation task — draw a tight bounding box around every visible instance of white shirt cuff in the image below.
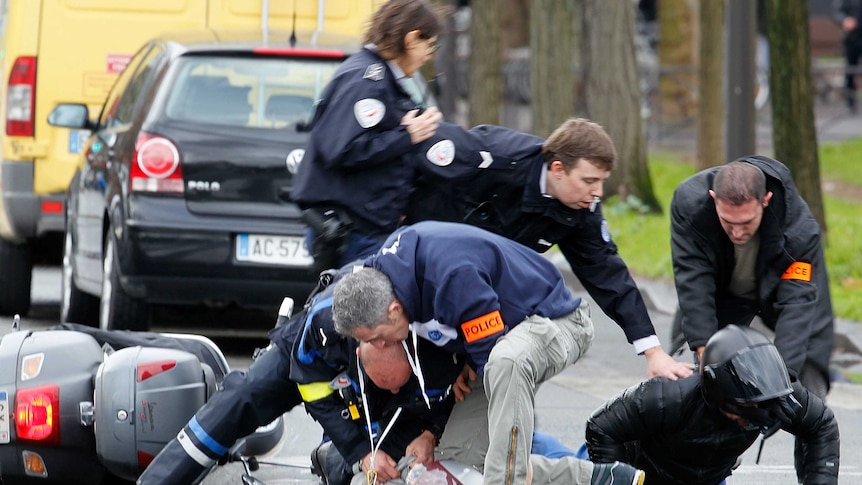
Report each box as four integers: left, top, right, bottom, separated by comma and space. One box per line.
633, 335, 661, 355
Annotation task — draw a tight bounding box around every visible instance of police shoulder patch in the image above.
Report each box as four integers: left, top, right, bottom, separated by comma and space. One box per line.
460, 310, 504, 343
782, 261, 812, 282
600, 219, 611, 242
363, 63, 385, 81
426, 139, 455, 166
354, 98, 386, 128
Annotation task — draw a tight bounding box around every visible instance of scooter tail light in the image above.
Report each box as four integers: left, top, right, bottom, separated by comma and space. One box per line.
137, 360, 177, 382
138, 450, 156, 469
15, 385, 60, 445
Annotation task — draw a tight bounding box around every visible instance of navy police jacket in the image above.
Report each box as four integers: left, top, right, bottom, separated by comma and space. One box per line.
366, 221, 580, 376
404, 122, 656, 346
292, 47, 422, 236
282, 278, 461, 466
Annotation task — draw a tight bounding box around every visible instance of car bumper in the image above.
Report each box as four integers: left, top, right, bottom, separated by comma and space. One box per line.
118, 223, 316, 309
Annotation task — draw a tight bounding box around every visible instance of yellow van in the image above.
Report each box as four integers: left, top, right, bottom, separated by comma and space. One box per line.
0, 0, 382, 316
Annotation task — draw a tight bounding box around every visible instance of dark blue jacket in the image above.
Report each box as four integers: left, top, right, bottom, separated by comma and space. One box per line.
367, 221, 580, 375
292, 47, 421, 236
404, 123, 657, 346
284, 279, 461, 465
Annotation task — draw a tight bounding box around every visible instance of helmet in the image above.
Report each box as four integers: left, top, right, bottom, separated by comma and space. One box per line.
701, 325, 792, 405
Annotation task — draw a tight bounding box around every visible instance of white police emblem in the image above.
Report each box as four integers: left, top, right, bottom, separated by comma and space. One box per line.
601, 219, 611, 242
285, 148, 304, 174
354, 98, 386, 128
363, 63, 385, 81
426, 139, 455, 167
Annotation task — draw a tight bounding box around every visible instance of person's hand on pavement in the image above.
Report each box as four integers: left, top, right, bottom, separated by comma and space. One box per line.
402, 107, 442, 144
644, 346, 694, 379
453, 364, 477, 401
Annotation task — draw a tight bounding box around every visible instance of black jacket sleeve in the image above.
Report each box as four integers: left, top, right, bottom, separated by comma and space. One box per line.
559, 206, 657, 344
783, 382, 840, 484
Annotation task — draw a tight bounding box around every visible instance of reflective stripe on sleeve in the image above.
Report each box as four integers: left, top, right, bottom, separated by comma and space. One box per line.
177, 428, 217, 468
298, 381, 336, 402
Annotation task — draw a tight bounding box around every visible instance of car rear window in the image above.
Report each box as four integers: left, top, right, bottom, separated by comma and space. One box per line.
164, 55, 341, 129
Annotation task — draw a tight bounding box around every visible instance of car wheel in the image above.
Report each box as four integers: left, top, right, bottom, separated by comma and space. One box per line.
100, 232, 149, 331
0, 237, 32, 316
61, 229, 99, 325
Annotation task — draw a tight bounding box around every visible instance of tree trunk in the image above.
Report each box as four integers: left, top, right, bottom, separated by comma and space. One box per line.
529, 0, 577, 137
429, 0, 459, 120
766, 0, 827, 235
658, 0, 697, 121
696, 0, 724, 170
468, 0, 502, 125
582, 0, 660, 213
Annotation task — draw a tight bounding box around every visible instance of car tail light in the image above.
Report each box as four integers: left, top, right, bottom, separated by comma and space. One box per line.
130, 132, 184, 193
137, 360, 177, 381
15, 385, 60, 445
6, 56, 37, 136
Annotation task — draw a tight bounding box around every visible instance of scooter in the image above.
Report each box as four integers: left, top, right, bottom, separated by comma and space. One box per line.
0, 315, 283, 484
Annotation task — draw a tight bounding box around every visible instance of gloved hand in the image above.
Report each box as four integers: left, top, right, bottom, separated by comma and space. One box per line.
770, 394, 802, 427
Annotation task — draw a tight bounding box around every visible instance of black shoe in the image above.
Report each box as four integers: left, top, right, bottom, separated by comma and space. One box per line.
310, 441, 332, 485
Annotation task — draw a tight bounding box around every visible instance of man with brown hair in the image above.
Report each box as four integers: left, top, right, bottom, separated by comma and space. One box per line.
405, 118, 691, 381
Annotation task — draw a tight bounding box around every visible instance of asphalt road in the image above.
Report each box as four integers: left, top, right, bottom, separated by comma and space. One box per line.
2, 265, 861, 484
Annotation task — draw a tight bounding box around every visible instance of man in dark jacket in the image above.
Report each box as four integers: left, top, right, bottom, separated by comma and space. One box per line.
405, 118, 691, 381
586, 325, 839, 485
670, 156, 833, 398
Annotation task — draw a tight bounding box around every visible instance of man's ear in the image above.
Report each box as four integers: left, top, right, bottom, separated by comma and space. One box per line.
763, 191, 773, 207
404, 29, 422, 50
387, 299, 402, 319
709, 189, 717, 201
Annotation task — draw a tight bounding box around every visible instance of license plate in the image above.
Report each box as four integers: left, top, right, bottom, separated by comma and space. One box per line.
0, 390, 9, 444
69, 129, 91, 154
236, 234, 312, 267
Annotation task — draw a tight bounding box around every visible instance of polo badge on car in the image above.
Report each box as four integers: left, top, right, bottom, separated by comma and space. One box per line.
187, 180, 220, 192
286, 149, 305, 174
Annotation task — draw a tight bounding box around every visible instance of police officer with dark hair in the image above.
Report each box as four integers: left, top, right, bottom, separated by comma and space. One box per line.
404, 119, 692, 380
293, 0, 444, 275
586, 325, 839, 485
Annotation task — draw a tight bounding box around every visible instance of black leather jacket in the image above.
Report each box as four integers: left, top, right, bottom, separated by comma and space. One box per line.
586, 376, 839, 485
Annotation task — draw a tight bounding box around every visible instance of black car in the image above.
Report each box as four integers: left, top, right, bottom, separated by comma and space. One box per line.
48, 30, 355, 331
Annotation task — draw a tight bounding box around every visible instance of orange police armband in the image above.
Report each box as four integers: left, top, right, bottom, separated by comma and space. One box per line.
782, 261, 812, 282
460, 310, 505, 343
